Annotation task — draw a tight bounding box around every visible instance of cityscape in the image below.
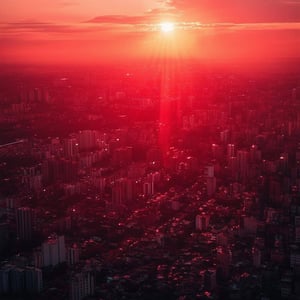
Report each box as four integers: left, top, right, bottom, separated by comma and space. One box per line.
0, 1, 300, 300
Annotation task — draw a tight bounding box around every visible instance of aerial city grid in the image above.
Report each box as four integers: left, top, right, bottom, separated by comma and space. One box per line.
0, 1, 300, 299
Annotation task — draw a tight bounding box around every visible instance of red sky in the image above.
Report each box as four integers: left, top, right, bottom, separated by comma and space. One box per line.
0, 0, 299, 64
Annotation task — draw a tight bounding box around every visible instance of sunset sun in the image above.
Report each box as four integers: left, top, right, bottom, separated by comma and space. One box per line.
160, 22, 175, 33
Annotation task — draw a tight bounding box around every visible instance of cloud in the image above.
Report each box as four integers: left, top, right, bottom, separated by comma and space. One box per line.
188, 21, 300, 31
1, 17, 299, 42
0, 21, 121, 36
3, 1, 298, 40
87, 6, 178, 25
87, 15, 154, 25
166, 0, 300, 23
1, 22, 73, 33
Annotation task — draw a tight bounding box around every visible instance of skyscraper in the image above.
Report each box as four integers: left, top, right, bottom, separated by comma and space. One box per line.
42, 235, 66, 267
25, 267, 43, 293
67, 244, 80, 265
70, 272, 95, 300
16, 207, 35, 240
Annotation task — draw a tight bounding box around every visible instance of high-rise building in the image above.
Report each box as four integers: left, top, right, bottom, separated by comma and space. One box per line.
206, 177, 216, 196
67, 244, 80, 265
227, 144, 235, 160
290, 249, 300, 268
42, 235, 66, 267
70, 272, 95, 300
0, 265, 11, 294
204, 165, 214, 178
249, 144, 261, 163
78, 130, 96, 152
10, 267, 24, 294
217, 246, 232, 278
24, 267, 43, 293
16, 207, 35, 240
203, 269, 217, 291
111, 178, 138, 206
211, 143, 222, 159
252, 247, 262, 267
0, 265, 42, 294
195, 214, 210, 231
228, 156, 238, 181
63, 138, 79, 158
237, 150, 249, 181
220, 130, 230, 143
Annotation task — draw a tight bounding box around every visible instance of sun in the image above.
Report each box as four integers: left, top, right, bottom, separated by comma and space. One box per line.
160, 22, 175, 33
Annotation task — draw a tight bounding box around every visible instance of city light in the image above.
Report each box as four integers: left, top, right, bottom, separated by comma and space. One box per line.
0, 0, 298, 299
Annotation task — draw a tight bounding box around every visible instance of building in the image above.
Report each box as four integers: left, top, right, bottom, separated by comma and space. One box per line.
0, 265, 12, 294
237, 150, 249, 182
16, 207, 35, 240
10, 267, 24, 294
204, 165, 214, 178
0, 265, 42, 295
63, 138, 79, 158
111, 178, 140, 206
203, 269, 217, 291
206, 177, 216, 196
252, 247, 262, 267
195, 214, 210, 231
217, 246, 232, 278
41, 235, 66, 267
227, 144, 235, 159
24, 267, 43, 293
67, 244, 80, 265
78, 130, 97, 152
70, 272, 95, 300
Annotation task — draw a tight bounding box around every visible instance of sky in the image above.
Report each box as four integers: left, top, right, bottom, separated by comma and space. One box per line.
0, 0, 299, 64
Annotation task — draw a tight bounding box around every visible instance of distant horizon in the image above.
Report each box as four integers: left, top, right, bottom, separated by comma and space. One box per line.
1, 57, 300, 74
1, 1, 299, 65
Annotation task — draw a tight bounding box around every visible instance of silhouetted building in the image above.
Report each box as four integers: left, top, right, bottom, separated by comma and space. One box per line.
16, 207, 35, 240
70, 272, 95, 300
41, 235, 66, 267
